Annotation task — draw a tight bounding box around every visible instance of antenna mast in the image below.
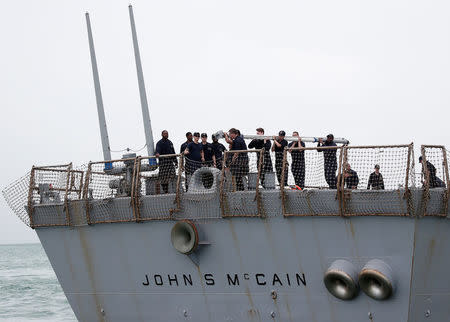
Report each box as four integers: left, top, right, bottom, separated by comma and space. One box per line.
128, 5, 155, 157
85, 12, 112, 162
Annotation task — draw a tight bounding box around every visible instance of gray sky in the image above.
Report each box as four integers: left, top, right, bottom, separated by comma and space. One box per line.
1, 0, 449, 243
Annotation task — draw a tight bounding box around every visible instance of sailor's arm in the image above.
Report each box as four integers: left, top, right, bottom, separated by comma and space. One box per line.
272, 136, 282, 148
367, 173, 372, 189
232, 153, 238, 163
317, 138, 324, 152
224, 132, 233, 145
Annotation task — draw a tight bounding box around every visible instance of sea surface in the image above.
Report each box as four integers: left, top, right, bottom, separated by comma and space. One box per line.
0, 243, 76, 321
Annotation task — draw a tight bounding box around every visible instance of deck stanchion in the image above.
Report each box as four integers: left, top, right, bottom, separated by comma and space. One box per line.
130, 157, 139, 221
172, 154, 184, 216
420, 146, 430, 217
404, 143, 414, 216
280, 149, 288, 216
337, 146, 344, 217
83, 162, 93, 224
27, 166, 36, 229
219, 152, 227, 218
64, 163, 73, 226
255, 149, 264, 218
443, 148, 450, 216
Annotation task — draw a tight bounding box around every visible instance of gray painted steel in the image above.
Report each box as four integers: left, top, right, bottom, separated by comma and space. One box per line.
34, 185, 450, 322
128, 5, 155, 157
85, 13, 111, 162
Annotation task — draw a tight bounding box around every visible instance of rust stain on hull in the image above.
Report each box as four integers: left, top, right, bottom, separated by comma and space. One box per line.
78, 228, 105, 322
288, 220, 317, 322
195, 265, 213, 322
228, 219, 258, 318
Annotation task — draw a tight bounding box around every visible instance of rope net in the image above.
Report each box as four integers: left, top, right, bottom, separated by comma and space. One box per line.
343, 146, 413, 190
421, 146, 449, 216
31, 165, 73, 226
339, 145, 414, 216
135, 155, 182, 221
84, 159, 137, 224
281, 146, 342, 216
2, 172, 31, 226
421, 146, 447, 188
221, 150, 262, 217
284, 146, 343, 189
3, 143, 450, 228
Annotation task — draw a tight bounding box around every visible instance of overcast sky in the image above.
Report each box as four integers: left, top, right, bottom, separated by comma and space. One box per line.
1, 0, 449, 244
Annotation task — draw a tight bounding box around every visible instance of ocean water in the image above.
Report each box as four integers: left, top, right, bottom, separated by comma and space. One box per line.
0, 244, 76, 321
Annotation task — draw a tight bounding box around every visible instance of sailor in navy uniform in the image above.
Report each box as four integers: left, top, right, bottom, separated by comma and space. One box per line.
367, 164, 385, 190
200, 133, 216, 167
226, 128, 249, 191
419, 156, 446, 188
184, 132, 203, 190
155, 130, 177, 193
343, 163, 359, 189
272, 130, 288, 187
180, 132, 193, 153
248, 127, 273, 188
288, 131, 305, 189
211, 135, 226, 170
317, 134, 338, 189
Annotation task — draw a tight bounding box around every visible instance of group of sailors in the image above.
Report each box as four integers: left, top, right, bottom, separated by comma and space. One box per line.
154, 128, 445, 192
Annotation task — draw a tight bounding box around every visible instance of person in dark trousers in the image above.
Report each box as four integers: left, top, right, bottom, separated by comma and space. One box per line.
272, 130, 288, 187
343, 163, 359, 189
419, 156, 446, 188
317, 134, 338, 189
367, 164, 385, 190
200, 133, 216, 167
155, 130, 177, 193
180, 132, 193, 190
184, 132, 202, 190
288, 131, 305, 189
180, 132, 193, 153
248, 128, 273, 188
225, 128, 249, 191
211, 135, 226, 170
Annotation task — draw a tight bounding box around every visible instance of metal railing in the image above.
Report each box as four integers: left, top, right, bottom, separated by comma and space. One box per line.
219, 149, 264, 217
28, 163, 83, 227
421, 145, 450, 217
10, 143, 450, 228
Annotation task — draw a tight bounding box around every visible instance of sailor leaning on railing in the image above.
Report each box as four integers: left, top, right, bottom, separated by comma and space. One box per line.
153, 127, 446, 192
248, 128, 273, 189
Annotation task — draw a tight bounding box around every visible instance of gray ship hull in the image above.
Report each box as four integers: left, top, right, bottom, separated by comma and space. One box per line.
36, 209, 449, 322
4, 144, 450, 321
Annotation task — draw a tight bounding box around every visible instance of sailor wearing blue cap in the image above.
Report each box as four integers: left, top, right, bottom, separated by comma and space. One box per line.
272, 130, 288, 186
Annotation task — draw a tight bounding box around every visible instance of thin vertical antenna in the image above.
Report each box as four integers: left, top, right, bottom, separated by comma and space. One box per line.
128, 5, 155, 158
85, 12, 112, 163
